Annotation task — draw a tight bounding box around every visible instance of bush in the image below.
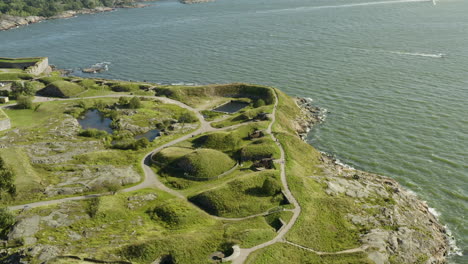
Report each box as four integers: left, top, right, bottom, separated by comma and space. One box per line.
113, 138, 149, 151
15, 96, 33, 109
110, 83, 140, 92
118, 96, 129, 105
0, 208, 15, 237
254, 99, 266, 108
178, 112, 197, 124
0, 158, 16, 197
78, 79, 98, 89
128, 97, 142, 109
79, 128, 108, 138
85, 197, 100, 218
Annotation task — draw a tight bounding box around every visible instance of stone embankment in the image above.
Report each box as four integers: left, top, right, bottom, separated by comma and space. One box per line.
295, 99, 450, 264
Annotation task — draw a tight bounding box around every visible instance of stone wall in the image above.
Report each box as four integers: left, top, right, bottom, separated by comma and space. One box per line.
25, 57, 50, 75
0, 118, 11, 131
0, 57, 49, 75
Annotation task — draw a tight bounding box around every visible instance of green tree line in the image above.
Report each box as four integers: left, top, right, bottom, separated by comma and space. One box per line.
0, 0, 137, 17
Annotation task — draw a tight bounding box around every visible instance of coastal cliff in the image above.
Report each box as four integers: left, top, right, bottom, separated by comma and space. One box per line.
294, 97, 449, 264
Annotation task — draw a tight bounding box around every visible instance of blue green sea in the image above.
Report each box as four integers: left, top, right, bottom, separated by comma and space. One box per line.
0, 0, 466, 262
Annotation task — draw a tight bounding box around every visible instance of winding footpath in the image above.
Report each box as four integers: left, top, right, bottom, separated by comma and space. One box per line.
6, 92, 368, 263
230, 91, 302, 264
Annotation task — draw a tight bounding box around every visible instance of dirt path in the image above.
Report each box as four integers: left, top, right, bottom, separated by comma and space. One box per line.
230, 91, 302, 264
283, 240, 368, 256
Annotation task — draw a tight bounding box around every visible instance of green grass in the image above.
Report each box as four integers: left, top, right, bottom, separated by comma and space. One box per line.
30, 189, 229, 264
193, 131, 241, 152
162, 148, 236, 180
152, 147, 194, 164
0, 57, 41, 64
241, 138, 280, 161
155, 83, 275, 107
222, 216, 277, 247
39, 80, 85, 98
38, 76, 66, 85
0, 72, 34, 80
246, 243, 373, 264
189, 171, 284, 217
0, 148, 42, 201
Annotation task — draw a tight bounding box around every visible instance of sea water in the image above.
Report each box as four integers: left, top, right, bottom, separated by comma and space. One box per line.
0, 0, 466, 261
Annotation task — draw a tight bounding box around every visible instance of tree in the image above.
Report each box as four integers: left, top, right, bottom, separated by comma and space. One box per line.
128, 97, 141, 109
178, 112, 197, 124
15, 96, 33, 109
10, 81, 35, 99
118, 96, 129, 106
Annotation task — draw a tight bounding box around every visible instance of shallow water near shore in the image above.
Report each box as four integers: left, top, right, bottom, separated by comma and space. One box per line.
0, 0, 466, 261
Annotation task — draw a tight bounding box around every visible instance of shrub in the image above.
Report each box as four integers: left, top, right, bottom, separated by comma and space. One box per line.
15, 96, 33, 109
0, 158, 16, 197
10, 81, 35, 98
113, 138, 149, 151
177, 112, 197, 123
118, 96, 129, 105
78, 79, 98, 89
254, 99, 266, 108
0, 208, 15, 237
85, 197, 100, 218
79, 128, 108, 138
110, 83, 140, 92
128, 97, 142, 109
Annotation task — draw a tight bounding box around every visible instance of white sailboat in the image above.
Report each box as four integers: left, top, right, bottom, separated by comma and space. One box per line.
432, 0, 437, 5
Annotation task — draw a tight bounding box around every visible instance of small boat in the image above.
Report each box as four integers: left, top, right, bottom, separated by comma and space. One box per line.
432, 0, 436, 5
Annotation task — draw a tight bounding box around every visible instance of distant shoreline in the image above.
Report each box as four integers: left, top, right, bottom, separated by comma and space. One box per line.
0, 3, 149, 32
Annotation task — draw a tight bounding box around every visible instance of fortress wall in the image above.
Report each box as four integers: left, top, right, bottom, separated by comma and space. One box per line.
0, 57, 49, 75
25, 57, 49, 75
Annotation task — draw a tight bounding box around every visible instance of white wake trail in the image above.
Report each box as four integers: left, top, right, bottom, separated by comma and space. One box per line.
389, 51, 445, 58
256, 0, 432, 14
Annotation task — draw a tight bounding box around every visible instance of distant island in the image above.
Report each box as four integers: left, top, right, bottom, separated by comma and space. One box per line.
0, 57, 449, 264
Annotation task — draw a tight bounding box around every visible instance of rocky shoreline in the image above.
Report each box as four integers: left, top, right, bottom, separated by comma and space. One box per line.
0, 4, 148, 32
295, 97, 450, 263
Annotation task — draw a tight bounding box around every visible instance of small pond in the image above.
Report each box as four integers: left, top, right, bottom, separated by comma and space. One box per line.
77, 109, 114, 134
135, 129, 160, 142
212, 101, 249, 114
